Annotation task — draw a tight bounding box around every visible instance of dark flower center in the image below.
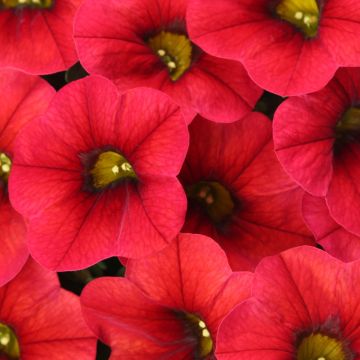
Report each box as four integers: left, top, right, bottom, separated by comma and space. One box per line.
187, 181, 235, 225
0, 0, 53, 9
0, 152, 11, 185
148, 31, 193, 81
275, 0, 320, 38
334, 107, 360, 154
88, 150, 137, 190
297, 333, 348, 360
180, 313, 213, 358
0, 323, 20, 360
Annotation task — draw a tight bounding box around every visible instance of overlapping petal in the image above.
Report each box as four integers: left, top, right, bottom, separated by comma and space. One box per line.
303, 193, 360, 261
274, 68, 360, 236
0, 0, 81, 74
0, 69, 54, 286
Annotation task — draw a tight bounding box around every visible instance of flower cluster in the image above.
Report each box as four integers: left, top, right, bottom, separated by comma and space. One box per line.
1, 0, 360, 359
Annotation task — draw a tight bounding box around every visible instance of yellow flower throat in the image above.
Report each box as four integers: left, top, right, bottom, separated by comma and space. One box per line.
148, 31, 193, 81
0, 323, 20, 359
0, 153, 11, 183
297, 333, 348, 360
276, 0, 320, 38
0, 0, 53, 9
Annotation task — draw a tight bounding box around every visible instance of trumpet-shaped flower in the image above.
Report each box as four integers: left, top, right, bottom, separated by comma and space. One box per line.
180, 114, 314, 271
188, 0, 360, 96
74, 0, 262, 123
81, 233, 253, 359
9, 76, 188, 271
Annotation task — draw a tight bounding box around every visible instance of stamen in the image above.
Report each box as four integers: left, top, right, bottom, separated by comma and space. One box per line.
167, 61, 177, 69
111, 165, 120, 174
0, 333, 10, 346
120, 162, 132, 172
198, 321, 206, 329
205, 194, 214, 205
202, 329, 210, 338
198, 189, 208, 199
294, 11, 303, 19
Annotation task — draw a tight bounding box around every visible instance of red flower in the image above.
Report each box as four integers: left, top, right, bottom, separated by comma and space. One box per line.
303, 193, 360, 262
0, 0, 81, 74
81, 233, 253, 359
187, 0, 360, 96
180, 115, 314, 271
0, 69, 54, 286
73, 0, 262, 123
9, 76, 188, 271
216, 246, 360, 360
274, 68, 360, 237
0, 258, 96, 359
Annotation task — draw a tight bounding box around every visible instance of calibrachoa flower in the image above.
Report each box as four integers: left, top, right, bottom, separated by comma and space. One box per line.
0, 0, 81, 74
73, 0, 262, 123
0, 258, 96, 359
9, 76, 188, 271
0, 69, 54, 286
216, 246, 360, 360
303, 193, 360, 262
187, 0, 360, 96
180, 115, 314, 271
274, 67, 360, 237
81, 233, 253, 359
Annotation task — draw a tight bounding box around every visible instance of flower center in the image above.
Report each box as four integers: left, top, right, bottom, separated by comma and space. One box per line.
89, 151, 137, 190
0, 153, 11, 184
148, 31, 193, 81
0, 323, 20, 359
184, 313, 213, 358
334, 107, 360, 153
297, 333, 347, 360
0, 0, 53, 9
275, 0, 320, 38
187, 181, 235, 224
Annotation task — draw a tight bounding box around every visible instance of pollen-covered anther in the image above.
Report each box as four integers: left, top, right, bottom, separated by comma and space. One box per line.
90, 151, 137, 190
205, 193, 214, 205
276, 0, 320, 38
0, 152, 12, 183
148, 31, 193, 81
0, 0, 53, 9
0, 323, 20, 359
